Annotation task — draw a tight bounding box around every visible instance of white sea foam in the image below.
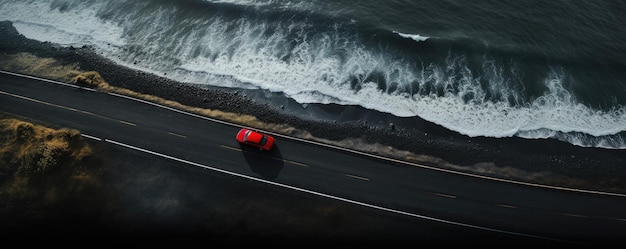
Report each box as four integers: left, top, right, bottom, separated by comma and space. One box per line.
201, 0, 312, 12
202, 0, 274, 6
0, 1, 125, 49
393, 31, 430, 42
2, 0, 624, 149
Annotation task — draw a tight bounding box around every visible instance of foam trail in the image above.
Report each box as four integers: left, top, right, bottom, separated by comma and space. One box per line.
393, 31, 430, 42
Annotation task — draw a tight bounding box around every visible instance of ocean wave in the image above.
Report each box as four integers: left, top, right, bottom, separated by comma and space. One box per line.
517, 129, 626, 150
0, 1, 126, 48
1, 0, 625, 149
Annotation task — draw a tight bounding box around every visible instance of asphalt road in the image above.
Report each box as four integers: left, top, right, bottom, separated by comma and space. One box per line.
1, 71, 625, 246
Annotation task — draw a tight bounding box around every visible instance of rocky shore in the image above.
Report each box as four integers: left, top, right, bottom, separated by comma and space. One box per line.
2, 20, 625, 193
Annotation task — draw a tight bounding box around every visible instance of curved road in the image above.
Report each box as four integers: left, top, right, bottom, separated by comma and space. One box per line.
1, 71, 625, 245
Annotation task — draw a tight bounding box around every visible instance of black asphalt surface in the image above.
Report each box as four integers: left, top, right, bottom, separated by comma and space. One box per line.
2, 71, 625, 246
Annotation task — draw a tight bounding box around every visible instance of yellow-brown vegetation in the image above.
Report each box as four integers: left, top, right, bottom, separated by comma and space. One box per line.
0, 117, 95, 201
0, 52, 80, 81
0, 118, 91, 175
67, 70, 299, 135
0, 53, 393, 157
0, 53, 298, 138
0, 52, 605, 192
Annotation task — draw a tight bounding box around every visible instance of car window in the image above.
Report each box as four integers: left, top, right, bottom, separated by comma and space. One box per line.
259, 136, 267, 146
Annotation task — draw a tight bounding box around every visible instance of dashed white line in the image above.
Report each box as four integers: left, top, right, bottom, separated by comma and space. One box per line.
119, 120, 136, 126
433, 192, 457, 199
346, 174, 369, 181
168, 132, 187, 138
3, 70, 625, 198
96, 137, 565, 243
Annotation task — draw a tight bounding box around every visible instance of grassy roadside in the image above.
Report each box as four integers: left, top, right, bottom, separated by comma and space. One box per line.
3, 51, 625, 194
0, 112, 109, 230
0, 115, 92, 176
0, 52, 461, 173
0, 113, 443, 243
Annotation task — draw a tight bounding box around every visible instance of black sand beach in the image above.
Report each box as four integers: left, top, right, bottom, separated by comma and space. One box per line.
1, 20, 625, 194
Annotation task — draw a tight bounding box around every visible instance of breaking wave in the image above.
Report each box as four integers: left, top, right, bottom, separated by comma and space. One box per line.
1, 0, 624, 149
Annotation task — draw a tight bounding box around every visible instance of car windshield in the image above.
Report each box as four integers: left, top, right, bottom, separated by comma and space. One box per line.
259, 136, 267, 145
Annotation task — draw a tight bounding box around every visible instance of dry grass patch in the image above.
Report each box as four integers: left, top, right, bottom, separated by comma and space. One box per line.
0, 117, 94, 201
0, 118, 91, 175
0, 52, 80, 81
1, 52, 609, 193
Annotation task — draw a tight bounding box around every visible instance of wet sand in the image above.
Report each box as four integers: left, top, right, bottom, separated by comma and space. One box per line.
1, 20, 625, 193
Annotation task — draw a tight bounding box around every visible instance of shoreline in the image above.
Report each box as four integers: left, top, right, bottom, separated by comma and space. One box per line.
2, 21, 625, 193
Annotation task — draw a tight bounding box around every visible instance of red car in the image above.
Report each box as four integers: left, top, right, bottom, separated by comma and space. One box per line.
236, 128, 275, 151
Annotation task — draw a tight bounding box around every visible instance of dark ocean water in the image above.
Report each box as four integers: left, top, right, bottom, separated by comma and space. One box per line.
1, 0, 625, 149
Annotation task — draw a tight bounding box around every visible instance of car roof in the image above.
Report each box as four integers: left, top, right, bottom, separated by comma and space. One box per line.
244, 130, 263, 144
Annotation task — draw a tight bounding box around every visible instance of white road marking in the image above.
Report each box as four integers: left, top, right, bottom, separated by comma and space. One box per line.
95, 137, 567, 243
